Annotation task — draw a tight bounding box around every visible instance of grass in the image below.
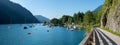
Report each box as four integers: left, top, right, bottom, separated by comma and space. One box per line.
76, 23, 92, 33
101, 27, 120, 37
85, 26, 92, 33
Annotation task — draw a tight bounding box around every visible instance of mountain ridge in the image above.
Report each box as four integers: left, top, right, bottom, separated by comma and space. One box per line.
34, 15, 50, 22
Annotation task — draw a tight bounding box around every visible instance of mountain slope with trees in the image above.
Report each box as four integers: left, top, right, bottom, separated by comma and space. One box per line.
0, 0, 39, 24
34, 15, 50, 22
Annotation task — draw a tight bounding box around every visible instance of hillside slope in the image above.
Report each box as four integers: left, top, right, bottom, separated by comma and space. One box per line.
34, 15, 50, 22
0, 0, 39, 24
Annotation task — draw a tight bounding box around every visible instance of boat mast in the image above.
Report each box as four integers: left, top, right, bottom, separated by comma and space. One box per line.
25, 15, 26, 24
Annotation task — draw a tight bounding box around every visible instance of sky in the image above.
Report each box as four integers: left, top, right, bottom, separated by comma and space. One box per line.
10, 0, 105, 19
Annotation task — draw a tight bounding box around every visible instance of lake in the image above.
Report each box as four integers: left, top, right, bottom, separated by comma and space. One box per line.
0, 24, 86, 45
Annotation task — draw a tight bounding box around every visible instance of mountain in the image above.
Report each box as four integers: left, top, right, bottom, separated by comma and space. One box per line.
93, 5, 103, 14
0, 0, 39, 24
34, 15, 50, 22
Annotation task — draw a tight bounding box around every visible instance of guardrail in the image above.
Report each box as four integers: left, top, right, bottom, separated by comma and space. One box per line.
79, 28, 94, 45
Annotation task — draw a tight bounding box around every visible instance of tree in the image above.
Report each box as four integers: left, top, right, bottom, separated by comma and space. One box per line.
50, 18, 62, 26
68, 16, 73, 24
43, 21, 47, 25
83, 10, 93, 25
77, 12, 84, 23
73, 12, 84, 24
60, 15, 71, 24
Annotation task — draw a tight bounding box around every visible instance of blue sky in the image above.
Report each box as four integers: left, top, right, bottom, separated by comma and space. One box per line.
10, 0, 105, 19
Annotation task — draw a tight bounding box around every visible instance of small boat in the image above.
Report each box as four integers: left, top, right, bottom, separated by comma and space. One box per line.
49, 25, 52, 28
73, 26, 76, 29
70, 30, 74, 31
32, 24, 35, 27
67, 25, 72, 29
28, 24, 35, 28
47, 30, 50, 32
27, 32, 31, 35
29, 25, 32, 28
67, 25, 77, 31
70, 28, 74, 31
23, 15, 28, 29
24, 26, 28, 29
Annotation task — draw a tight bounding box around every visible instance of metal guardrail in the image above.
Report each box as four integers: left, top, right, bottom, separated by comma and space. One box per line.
79, 28, 94, 45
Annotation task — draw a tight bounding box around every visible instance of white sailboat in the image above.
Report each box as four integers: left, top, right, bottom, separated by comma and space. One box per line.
67, 24, 77, 31
29, 20, 35, 28
8, 17, 12, 29
23, 15, 28, 29
73, 25, 76, 29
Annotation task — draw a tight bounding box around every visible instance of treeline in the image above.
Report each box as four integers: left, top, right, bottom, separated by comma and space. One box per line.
50, 10, 98, 26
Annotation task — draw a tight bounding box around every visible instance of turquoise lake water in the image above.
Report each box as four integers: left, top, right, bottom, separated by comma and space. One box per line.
0, 24, 85, 45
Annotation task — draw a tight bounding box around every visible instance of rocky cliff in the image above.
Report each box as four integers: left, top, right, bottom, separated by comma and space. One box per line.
101, 0, 120, 32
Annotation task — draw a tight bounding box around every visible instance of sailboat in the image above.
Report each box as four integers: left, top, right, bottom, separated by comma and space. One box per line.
8, 17, 12, 29
29, 24, 35, 28
67, 24, 76, 31
29, 19, 36, 28
27, 32, 31, 35
23, 15, 28, 29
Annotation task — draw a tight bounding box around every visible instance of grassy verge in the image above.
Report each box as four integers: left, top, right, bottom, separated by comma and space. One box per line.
101, 27, 120, 37
85, 26, 92, 33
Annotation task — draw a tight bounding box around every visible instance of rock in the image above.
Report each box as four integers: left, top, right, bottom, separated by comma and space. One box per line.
101, 0, 120, 33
